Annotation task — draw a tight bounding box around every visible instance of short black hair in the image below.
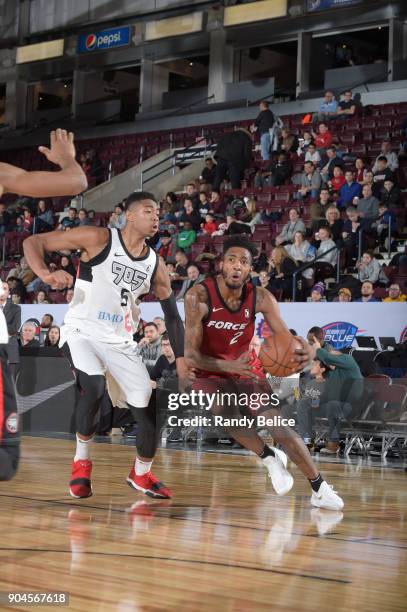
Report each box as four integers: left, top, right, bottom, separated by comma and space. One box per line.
124, 191, 157, 211
315, 358, 330, 379
308, 326, 324, 340
145, 321, 158, 330
43, 313, 54, 323
260, 100, 269, 108
223, 235, 258, 261
161, 332, 170, 343
377, 155, 388, 163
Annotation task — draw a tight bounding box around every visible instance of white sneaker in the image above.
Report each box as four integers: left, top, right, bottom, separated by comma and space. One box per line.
262, 447, 294, 496
310, 481, 344, 511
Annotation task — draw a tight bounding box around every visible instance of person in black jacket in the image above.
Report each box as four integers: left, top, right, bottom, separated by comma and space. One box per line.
0, 282, 21, 372
251, 100, 275, 160
213, 129, 252, 191
380, 178, 401, 209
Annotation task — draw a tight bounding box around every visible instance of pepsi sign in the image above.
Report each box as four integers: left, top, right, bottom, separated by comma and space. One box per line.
77, 26, 131, 54
322, 321, 358, 350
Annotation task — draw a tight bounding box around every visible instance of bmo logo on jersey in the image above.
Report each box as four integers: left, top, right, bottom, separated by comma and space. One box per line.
112, 261, 148, 291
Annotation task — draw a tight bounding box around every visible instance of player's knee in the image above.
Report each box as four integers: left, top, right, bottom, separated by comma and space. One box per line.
0, 445, 20, 481
79, 373, 105, 400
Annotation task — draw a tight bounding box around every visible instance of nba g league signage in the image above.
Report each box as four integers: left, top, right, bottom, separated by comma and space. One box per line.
77, 26, 131, 54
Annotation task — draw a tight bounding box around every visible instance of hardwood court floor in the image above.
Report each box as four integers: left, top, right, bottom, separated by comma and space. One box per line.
0, 437, 406, 612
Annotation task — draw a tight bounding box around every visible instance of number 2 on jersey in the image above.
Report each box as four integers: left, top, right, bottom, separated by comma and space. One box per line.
230, 331, 244, 345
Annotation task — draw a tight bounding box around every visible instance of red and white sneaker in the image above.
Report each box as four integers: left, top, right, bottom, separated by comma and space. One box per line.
126, 468, 172, 499
69, 460, 93, 499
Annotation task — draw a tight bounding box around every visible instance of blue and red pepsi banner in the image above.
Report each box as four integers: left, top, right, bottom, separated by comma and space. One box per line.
307, 0, 363, 11
77, 26, 131, 54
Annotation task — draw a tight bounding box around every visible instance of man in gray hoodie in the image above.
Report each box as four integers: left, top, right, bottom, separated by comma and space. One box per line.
356, 184, 379, 227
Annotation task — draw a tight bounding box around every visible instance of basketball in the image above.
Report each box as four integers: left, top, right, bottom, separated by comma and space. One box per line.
259, 332, 303, 377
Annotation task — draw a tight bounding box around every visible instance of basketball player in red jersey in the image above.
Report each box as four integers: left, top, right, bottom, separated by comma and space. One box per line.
185, 235, 344, 511
0, 129, 87, 480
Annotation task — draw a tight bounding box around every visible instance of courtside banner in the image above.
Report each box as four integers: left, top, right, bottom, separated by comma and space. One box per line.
307, 0, 362, 11
77, 26, 131, 54
21, 303, 406, 348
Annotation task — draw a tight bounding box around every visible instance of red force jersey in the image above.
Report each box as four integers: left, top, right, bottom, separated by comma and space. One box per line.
197, 276, 257, 378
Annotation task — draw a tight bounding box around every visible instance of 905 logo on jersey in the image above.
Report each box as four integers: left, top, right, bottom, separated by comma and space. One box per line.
112, 262, 148, 291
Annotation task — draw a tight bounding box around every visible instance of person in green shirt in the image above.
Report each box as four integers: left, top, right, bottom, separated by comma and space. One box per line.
176, 221, 196, 252
309, 334, 364, 454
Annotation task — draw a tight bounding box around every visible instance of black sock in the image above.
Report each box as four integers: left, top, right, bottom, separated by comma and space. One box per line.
259, 445, 275, 460
309, 473, 324, 493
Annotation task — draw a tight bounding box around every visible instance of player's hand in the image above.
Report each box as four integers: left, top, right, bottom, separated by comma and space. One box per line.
176, 357, 191, 392
38, 129, 76, 169
227, 353, 258, 380
292, 336, 314, 372
43, 270, 74, 290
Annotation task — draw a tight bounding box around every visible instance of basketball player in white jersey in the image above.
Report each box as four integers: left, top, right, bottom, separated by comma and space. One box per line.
24, 192, 187, 499
0, 128, 88, 480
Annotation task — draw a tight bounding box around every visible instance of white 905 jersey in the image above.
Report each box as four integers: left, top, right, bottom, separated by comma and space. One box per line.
62, 228, 158, 343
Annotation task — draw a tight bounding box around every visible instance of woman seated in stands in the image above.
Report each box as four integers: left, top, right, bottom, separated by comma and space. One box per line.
314, 227, 338, 280
313, 205, 343, 243
268, 246, 299, 301
286, 230, 316, 288
240, 197, 262, 230
44, 325, 61, 347
356, 251, 389, 286
35, 200, 54, 232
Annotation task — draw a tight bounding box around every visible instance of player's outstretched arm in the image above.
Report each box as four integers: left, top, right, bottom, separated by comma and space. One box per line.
256, 287, 313, 370
23, 226, 108, 289
151, 258, 187, 380
0, 129, 87, 197
184, 287, 256, 378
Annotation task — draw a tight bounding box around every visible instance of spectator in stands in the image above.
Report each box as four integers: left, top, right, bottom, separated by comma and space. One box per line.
314, 205, 343, 243
251, 100, 275, 160
373, 203, 397, 246
341, 206, 369, 267
202, 213, 217, 236
354, 280, 380, 302
373, 156, 395, 192
336, 90, 356, 118
372, 140, 399, 173
137, 322, 162, 368
59, 207, 79, 231
158, 230, 177, 261
315, 91, 338, 122
224, 212, 251, 236
179, 198, 202, 231
297, 131, 314, 156
328, 165, 346, 194
176, 264, 205, 302
320, 147, 345, 183
201, 158, 216, 185
304, 142, 321, 165
254, 152, 291, 188
108, 204, 126, 230
213, 128, 252, 191
268, 246, 299, 300
40, 313, 53, 330
22, 206, 34, 234
65, 288, 74, 303
315, 227, 337, 275
255, 269, 274, 293
278, 127, 298, 154
150, 333, 180, 442
44, 325, 60, 347
198, 192, 211, 218
354, 157, 368, 184
312, 123, 333, 154
0, 202, 11, 234
310, 187, 332, 222
380, 177, 401, 208
87, 149, 104, 184
383, 283, 406, 302
356, 183, 380, 225
79, 153, 91, 176
19, 321, 40, 348
308, 282, 326, 302
35, 200, 54, 232
338, 287, 352, 302
294, 161, 322, 200
11, 292, 21, 305
78, 208, 91, 226
286, 231, 316, 284
337, 170, 362, 208
241, 198, 261, 230
60, 255, 76, 280
356, 251, 388, 285
185, 183, 200, 209
34, 290, 47, 304
176, 221, 196, 252
275, 208, 306, 245
17, 257, 35, 287
209, 190, 225, 216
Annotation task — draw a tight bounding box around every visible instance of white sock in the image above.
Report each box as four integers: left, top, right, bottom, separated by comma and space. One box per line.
74, 435, 92, 462
135, 458, 152, 476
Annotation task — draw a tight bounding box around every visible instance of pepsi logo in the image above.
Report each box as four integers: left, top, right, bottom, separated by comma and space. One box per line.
85, 34, 97, 50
